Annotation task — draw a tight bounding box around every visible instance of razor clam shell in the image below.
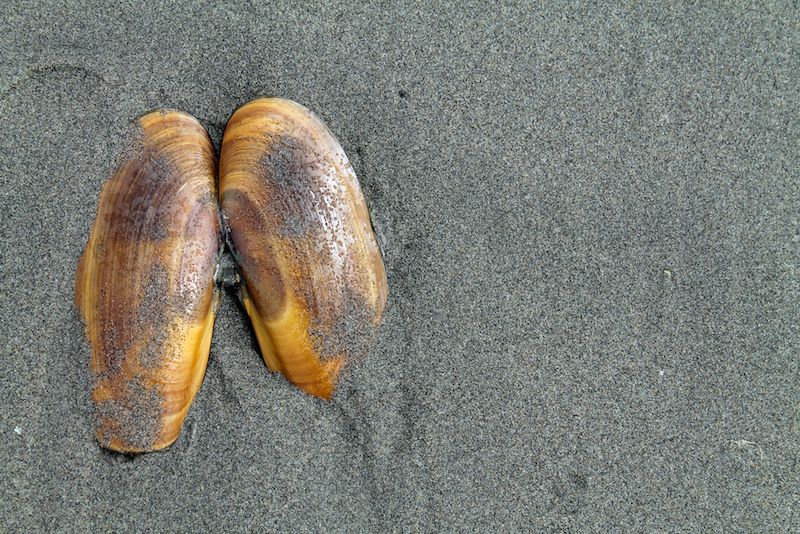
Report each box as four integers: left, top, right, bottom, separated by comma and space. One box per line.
219, 97, 387, 399
75, 110, 220, 452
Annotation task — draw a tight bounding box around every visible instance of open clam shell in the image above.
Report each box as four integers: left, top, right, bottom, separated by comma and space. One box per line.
75, 110, 221, 452
219, 97, 387, 399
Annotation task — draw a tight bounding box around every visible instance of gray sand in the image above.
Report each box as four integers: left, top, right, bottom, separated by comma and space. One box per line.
1, 2, 798, 531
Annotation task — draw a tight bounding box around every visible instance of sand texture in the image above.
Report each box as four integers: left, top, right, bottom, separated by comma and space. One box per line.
1, 2, 797, 531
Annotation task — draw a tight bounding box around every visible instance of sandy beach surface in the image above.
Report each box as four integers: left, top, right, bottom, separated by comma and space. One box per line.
1, 2, 797, 531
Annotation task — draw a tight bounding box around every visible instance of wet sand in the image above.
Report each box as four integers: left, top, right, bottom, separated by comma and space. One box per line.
1, 2, 797, 531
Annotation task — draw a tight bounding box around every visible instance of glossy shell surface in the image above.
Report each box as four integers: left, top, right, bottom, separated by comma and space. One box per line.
75, 110, 221, 452
220, 97, 387, 399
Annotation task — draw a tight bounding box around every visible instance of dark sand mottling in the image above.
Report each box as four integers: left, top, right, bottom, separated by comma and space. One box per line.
93, 376, 165, 452
1, 2, 798, 531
